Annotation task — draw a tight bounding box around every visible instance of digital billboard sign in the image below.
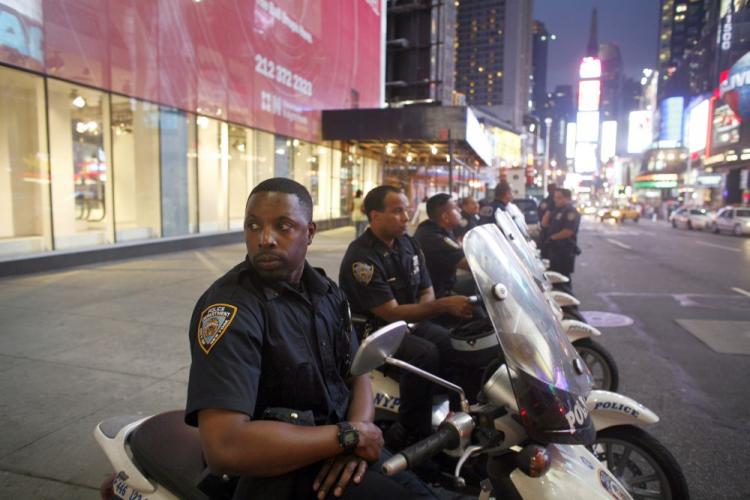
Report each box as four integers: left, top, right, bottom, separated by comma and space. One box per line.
600, 120, 617, 162
0, 0, 383, 141
574, 142, 597, 174
627, 110, 652, 153
686, 98, 710, 153
576, 111, 600, 142
711, 100, 741, 153
659, 97, 684, 145
565, 122, 577, 159
579, 57, 602, 79
578, 80, 601, 111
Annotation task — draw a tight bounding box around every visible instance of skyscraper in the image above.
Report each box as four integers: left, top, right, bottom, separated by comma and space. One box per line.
531, 20, 550, 115
455, 0, 533, 129
658, 0, 707, 92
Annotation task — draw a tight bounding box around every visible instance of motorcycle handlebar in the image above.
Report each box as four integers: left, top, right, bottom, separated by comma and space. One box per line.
381, 426, 460, 476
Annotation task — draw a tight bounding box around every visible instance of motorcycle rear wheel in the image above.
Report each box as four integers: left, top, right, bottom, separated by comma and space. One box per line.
592, 426, 690, 500
573, 338, 619, 391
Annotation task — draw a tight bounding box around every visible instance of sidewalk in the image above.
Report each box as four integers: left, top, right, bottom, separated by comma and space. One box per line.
0, 226, 358, 498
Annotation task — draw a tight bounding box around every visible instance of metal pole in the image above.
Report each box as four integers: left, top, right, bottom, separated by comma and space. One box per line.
543, 117, 552, 193
448, 129, 454, 195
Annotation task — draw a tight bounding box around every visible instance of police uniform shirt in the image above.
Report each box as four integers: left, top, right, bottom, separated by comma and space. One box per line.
185, 259, 358, 427
455, 210, 479, 239
339, 229, 432, 318
547, 203, 581, 244
538, 195, 554, 221
413, 220, 465, 298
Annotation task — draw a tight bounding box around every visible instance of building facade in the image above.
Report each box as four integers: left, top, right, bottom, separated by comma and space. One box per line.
0, 0, 385, 261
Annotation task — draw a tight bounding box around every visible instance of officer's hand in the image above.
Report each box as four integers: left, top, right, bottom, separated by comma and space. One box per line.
439, 295, 474, 319
313, 455, 367, 499
351, 421, 384, 462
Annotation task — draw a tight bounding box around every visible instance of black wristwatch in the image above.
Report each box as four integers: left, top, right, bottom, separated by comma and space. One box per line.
336, 421, 359, 451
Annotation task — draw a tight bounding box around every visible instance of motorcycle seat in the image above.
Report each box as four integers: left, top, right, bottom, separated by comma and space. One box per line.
129, 410, 209, 500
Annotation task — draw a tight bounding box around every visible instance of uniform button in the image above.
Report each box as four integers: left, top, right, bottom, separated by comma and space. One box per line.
321, 341, 327, 347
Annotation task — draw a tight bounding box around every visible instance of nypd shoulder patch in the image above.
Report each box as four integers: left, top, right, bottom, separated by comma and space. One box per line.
567, 211, 577, 221
352, 261, 374, 285
197, 303, 238, 354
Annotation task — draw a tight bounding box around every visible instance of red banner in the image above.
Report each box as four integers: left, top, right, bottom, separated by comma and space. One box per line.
0, 0, 383, 141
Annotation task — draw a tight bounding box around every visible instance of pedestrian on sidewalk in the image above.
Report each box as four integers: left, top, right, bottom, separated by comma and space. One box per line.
350, 189, 368, 237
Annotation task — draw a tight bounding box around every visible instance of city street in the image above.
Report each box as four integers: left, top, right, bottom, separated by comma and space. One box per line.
0, 220, 748, 498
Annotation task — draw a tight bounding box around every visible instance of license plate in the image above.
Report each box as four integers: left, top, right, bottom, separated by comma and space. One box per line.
112, 473, 150, 500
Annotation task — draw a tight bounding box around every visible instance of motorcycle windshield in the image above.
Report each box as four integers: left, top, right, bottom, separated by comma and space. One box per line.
464, 224, 595, 445
495, 209, 547, 286
506, 202, 532, 241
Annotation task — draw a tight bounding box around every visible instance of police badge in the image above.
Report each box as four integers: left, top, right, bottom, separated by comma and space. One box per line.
352, 261, 374, 285
197, 304, 238, 354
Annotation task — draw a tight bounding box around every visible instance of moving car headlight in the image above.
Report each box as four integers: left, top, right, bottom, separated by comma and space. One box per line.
611, 210, 621, 217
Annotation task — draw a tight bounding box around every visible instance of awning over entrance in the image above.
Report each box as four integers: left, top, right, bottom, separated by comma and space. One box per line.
321, 105, 494, 167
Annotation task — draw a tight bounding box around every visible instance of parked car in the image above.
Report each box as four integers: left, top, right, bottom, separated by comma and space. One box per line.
713, 206, 750, 236
512, 198, 540, 238
672, 207, 712, 230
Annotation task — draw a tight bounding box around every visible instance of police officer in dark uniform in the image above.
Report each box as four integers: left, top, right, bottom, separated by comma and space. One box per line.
339, 186, 474, 449
541, 187, 581, 285
478, 181, 513, 224
455, 196, 480, 241
537, 183, 556, 255
414, 194, 469, 299
186, 179, 433, 499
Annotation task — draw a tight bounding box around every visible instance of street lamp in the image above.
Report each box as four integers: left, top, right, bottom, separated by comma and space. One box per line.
543, 117, 552, 192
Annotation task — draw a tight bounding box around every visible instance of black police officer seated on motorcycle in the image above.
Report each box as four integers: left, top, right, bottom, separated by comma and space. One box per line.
413, 194, 470, 299
185, 179, 434, 500
339, 185, 474, 450
455, 195, 480, 241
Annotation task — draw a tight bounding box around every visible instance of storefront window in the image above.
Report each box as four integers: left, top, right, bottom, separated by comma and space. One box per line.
111, 96, 161, 241
253, 129, 275, 185
160, 109, 198, 237
0, 66, 52, 257
48, 80, 114, 250
197, 115, 229, 233
228, 125, 253, 229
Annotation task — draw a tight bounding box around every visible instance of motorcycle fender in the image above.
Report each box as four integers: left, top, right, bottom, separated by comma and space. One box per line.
562, 319, 602, 342
94, 416, 160, 494
549, 290, 581, 307
370, 370, 401, 414
544, 270, 570, 284
587, 390, 659, 430
510, 444, 632, 500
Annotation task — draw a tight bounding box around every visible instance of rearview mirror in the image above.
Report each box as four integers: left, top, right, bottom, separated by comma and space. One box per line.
350, 321, 408, 376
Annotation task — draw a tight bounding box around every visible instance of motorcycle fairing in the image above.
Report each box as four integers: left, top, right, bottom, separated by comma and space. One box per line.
464, 224, 595, 444
494, 210, 548, 288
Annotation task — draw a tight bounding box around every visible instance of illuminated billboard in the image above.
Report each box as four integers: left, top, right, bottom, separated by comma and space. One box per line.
574, 142, 597, 173
576, 111, 600, 142
711, 100, 741, 153
0, 0, 384, 141
579, 57, 602, 79
600, 120, 617, 161
578, 80, 601, 111
658, 97, 685, 145
686, 98, 710, 153
627, 110, 652, 153
565, 122, 577, 158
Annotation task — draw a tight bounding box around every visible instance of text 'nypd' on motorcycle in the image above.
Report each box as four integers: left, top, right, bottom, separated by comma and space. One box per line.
366, 223, 688, 499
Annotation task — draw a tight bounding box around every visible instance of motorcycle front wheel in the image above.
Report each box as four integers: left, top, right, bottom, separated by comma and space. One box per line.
592, 426, 690, 500
573, 338, 619, 391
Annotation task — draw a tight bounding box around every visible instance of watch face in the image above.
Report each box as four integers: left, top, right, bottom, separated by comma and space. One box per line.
343, 430, 358, 448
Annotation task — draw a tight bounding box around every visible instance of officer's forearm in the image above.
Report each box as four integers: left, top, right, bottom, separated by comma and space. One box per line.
371, 300, 445, 323
347, 375, 374, 422
199, 409, 342, 477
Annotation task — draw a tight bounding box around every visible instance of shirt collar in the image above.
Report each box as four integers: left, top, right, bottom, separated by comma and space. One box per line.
242, 257, 330, 300
362, 228, 406, 256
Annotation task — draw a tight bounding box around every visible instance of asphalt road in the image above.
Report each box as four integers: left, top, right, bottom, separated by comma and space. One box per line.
573, 217, 750, 499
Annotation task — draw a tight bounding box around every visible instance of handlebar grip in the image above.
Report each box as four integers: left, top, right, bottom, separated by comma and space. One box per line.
381, 426, 460, 476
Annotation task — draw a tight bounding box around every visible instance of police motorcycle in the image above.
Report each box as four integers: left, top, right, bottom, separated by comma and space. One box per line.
494, 208, 619, 391
366, 224, 688, 499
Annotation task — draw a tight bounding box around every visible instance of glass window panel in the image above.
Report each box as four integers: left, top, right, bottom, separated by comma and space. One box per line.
197, 116, 229, 233
48, 79, 114, 250
253, 129, 275, 184
0, 66, 52, 258
228, 124, 252, 230
111, 96, 161, 241
160, 109, 198, 237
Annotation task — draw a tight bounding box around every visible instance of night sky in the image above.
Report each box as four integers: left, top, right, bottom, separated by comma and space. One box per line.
534, 0, 661, 91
